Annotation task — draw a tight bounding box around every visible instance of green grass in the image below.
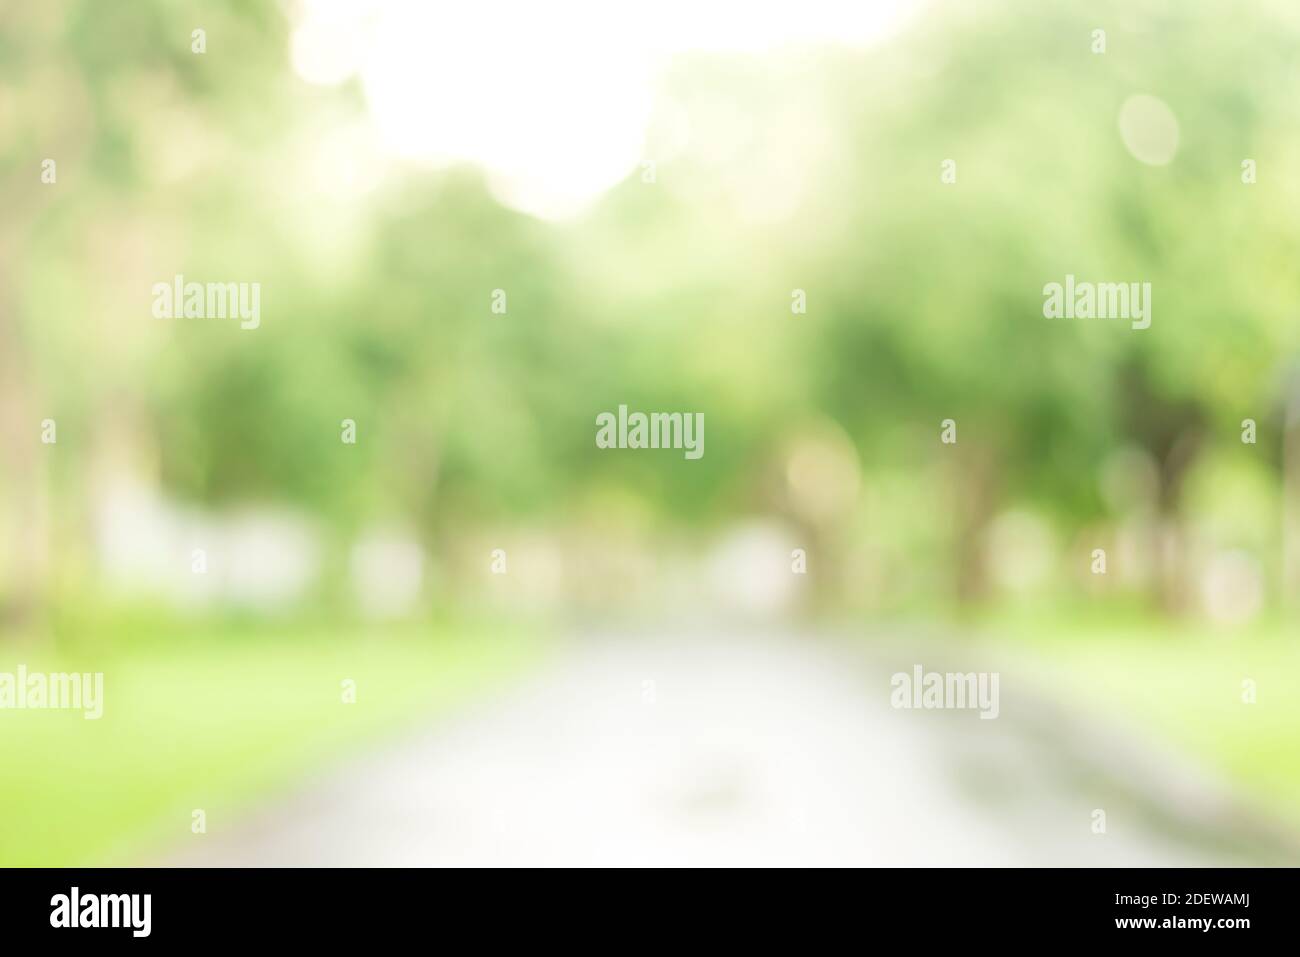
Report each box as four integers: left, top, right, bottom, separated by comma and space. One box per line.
0, 625, 543, 866
983, 614, 1300, 829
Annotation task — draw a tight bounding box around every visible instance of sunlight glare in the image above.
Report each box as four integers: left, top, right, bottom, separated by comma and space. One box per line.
290, 0, 917, 219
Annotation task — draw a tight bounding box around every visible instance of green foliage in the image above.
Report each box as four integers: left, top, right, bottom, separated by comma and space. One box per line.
4, 0, 1299, 613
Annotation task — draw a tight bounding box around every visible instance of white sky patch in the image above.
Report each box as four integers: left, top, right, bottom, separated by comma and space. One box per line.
288, 0, 917, 220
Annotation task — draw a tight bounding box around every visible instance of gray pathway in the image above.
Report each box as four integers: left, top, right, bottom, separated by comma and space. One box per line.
166, 631, 1286, 867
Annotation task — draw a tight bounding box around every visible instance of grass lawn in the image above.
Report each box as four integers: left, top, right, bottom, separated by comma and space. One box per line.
0, 624, 542, 866
983, 615, 1300, 829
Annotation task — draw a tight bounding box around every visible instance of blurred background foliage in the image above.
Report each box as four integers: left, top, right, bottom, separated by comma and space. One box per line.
3, 0, 1298, 629
2, 0, 1300, 861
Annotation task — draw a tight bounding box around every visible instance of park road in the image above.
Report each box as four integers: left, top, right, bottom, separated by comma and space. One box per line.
167, 629, 1278, 867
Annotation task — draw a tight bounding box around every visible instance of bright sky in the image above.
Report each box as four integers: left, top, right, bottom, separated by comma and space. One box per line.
290, 0, 916, 220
